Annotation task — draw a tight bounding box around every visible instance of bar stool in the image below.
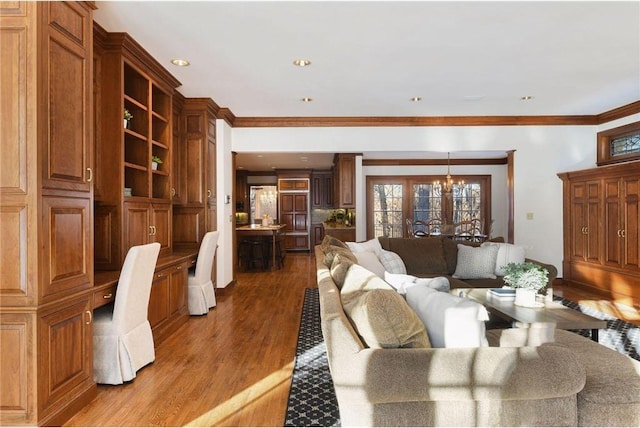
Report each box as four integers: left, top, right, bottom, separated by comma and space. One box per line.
238, 238, 269, 270
274, 234, 286, 269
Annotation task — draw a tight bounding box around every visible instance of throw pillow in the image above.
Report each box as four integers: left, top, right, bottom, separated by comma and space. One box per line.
323, 244, 356, 268
341, 263, 394, 295
481, 242, 526, 276
452, 244, 499, 279
385, 237, 448, 275
378, 249, 407, 274
342, 289, 431, 349
355, 251, 386, 278
346, 238, 383, 255
320, 234, 348, 252
405, 284, 489, 348
330, 253, 355, 289
384, 272, 450, 294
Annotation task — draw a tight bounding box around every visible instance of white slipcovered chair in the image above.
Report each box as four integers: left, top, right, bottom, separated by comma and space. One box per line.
93, 242, 161, 385
188, 231, 219, 315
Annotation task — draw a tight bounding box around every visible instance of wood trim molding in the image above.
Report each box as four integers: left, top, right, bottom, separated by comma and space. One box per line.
232, 115, 599, 128
362, 157, 508, 166
596, 101, 640, 124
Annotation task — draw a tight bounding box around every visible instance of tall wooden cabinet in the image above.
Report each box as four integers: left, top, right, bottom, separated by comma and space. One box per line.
559, 161, 640, 301
333, 153, 356, 208
278, 176, 310, 251
93, 27, 180, 270
1, 2, 96, 425
173, 98, 218, 251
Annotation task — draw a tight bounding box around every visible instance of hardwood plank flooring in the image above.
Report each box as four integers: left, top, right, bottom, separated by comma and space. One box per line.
65, 252, 640, 427
66, 252, 317, 427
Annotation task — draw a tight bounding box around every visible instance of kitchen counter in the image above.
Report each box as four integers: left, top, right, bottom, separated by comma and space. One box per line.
323, 222, 355, 242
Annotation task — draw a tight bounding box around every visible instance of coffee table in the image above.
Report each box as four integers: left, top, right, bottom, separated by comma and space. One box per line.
459, 288, 607, 342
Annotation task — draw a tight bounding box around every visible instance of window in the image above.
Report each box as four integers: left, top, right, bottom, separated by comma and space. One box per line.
367, 175, 491, 238
597, 121, 640, 166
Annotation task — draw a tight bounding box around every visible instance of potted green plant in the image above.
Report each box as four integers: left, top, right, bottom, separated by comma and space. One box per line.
151, 155, 163, 170
124, 109, 133, 129
502, 262, 549, 307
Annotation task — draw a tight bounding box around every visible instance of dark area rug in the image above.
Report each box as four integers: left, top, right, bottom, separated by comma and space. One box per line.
284, 288, 340, 427
284, 288, 640, 427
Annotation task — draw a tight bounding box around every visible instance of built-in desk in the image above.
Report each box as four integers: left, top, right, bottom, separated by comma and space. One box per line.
94, 250, 198, 345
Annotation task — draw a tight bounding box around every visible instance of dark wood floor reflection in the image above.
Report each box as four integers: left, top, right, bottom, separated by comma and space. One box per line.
66, 252, 639, 426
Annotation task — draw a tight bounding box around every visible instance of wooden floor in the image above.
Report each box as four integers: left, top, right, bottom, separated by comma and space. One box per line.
66, 252, 317, 427
65, 252, 640, 427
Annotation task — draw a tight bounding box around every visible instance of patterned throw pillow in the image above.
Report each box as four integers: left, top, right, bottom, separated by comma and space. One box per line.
330, 253, 355, 289
378, 249, 407, 274
452, 244, 499, 279
323, 245, 356, 268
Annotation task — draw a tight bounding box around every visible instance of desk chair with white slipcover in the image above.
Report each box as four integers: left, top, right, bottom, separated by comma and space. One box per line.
188, 231, 219, 315
93, 242, 161, 385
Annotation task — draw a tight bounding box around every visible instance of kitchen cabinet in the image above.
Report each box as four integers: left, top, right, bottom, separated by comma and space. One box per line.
333, 154, 357, 208
0, 2, 96, 425
311, 223, 325, 248
279, 176, 310, 251
559, 161, 640, 301
312, 171, 334, 209
148, 261, 189, 343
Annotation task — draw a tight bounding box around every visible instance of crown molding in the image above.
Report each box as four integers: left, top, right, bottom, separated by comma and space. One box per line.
362, 157, 508, 166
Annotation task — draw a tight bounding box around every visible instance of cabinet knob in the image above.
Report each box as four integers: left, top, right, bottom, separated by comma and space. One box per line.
621, 229, 626, 238
103, 293, 113, 299
85, 310, 93, 325
86, 167, 93, 182
171, 187, 176, 197
176, 265, 182, 270
149, 226, 154, 236
207, 189, 212, 198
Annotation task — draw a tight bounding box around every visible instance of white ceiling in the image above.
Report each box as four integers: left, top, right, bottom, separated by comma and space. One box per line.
93, 1, 640, 170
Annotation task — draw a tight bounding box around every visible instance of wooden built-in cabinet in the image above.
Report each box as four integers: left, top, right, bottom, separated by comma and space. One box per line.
93, 25, 180, 269
173, 98, 218, 252
333, 154, 357, 208
559, 161, 640, 301
279, 176, 310, 251
1, 2, 97, 425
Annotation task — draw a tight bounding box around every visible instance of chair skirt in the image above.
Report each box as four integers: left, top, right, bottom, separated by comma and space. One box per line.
93, 306, 155, 385
188, 277, 216, 315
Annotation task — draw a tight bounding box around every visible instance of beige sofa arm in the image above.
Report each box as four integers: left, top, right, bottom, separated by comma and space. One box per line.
330, 345, 585, 404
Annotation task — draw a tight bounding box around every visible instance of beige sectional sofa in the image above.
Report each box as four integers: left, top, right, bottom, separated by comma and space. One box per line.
315, 238, 640, 427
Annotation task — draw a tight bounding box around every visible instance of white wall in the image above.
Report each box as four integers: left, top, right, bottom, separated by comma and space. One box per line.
225, 113, 639, 277
216, 119, 234, 288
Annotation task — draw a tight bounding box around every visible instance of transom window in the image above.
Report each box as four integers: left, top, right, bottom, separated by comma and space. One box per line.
597, 121, 640, 166
367, 176, 491, 238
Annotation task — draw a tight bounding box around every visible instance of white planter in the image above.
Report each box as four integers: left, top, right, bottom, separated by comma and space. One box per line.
124, 119, 129, 129
514, 288, 538, 307
152, 161, 158, 170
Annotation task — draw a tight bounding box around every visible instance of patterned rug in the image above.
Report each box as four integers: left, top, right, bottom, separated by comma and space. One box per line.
284, 289, 640, 427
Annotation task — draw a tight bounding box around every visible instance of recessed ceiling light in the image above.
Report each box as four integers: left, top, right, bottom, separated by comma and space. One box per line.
521, 95, 534, 101
301, 97, 313, 102
293, 59, 311, 67
171, 59, 190, 67
411, 96, 422, 102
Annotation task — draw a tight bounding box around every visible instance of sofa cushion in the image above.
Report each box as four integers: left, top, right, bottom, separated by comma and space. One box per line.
340, 263, 394, 295
482, 242, 526, 276
405, 285, 489, 348
342, 288, 431, 349
382, 237, 448, 275
330, 253, 356, 289
347, 238, 383, 255
452, 244, 499, 279
378, 249, 407, 274
355, 251, 386, 278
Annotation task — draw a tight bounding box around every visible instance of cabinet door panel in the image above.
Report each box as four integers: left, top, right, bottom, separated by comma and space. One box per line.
169, 264, 187, 317
41, 196, 92, 300
184, 137, 204, 204
294, 194, 308, 212
123, 203, 150, 255
604, 179, 622, 266
623, 177, 640, 270
151, 204, 171, 256
149, 270, 170, 330
38, 296, 93, 415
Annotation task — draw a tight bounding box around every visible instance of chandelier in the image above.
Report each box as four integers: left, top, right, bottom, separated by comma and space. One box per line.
434, 152, 464, 195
